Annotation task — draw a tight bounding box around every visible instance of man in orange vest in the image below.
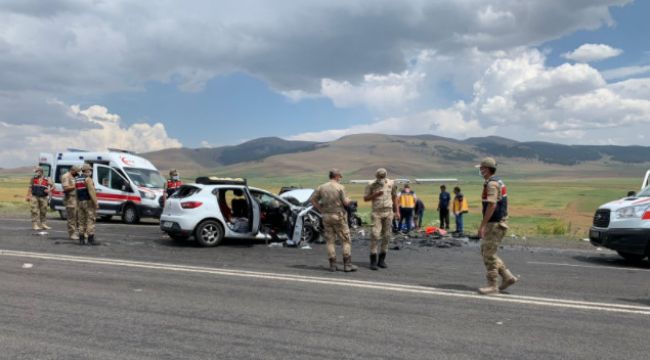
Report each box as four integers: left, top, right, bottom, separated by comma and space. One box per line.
398, 184, 417, 233
25, 167, 53, 231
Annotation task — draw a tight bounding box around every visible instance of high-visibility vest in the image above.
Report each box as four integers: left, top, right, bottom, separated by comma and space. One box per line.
453, 196, 469, 213
75, 176, 90, 201
31, 176, 49, 197
482, 176, 508, 222
167, 179, 183, 196
399, 192, 416, 208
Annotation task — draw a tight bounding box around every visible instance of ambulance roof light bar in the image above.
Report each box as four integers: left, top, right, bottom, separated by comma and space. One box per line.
107, 148, 136, 155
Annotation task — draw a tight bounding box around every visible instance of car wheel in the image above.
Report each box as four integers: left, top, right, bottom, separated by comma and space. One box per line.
122, 205, 140, 224
195, 220, 224, 247
301, 223, 316, 243
58, 210, 67, 220
617, 251, 646, 262
350, 215, 362, 228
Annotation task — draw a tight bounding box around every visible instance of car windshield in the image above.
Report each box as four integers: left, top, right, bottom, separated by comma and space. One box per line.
124, 167, 165, 189
636, 186, 650, 197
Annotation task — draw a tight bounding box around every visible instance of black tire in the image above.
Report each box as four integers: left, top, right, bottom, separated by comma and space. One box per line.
301, 223, 317, 243
168, 233, 190, 242
195, 220, 224, 247
350, 215, 362, 228
617, 251, 646, 262
58, 210, 67, 220
122, 205, 140, 224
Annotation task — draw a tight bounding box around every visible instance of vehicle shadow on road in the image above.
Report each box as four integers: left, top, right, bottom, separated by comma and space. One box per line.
153, 237, 266, 248
572, 255, 650, 269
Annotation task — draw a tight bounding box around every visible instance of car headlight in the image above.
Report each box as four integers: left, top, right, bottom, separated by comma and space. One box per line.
138, 190, 156, 200
616, 204, 650, 219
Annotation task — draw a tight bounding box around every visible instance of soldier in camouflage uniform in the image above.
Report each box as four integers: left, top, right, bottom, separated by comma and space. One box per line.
61, 165, 80, 240
76, 164, 99, 245
25, 167, 53, 231
310, 169, 358, 272
363, 168, 400, 270
477, 157, 518, 295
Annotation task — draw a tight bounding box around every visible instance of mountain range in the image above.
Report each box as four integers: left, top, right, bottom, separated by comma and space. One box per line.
142, 134, 650, 180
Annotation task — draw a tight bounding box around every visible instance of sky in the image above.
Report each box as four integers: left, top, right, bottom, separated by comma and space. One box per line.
1, 0, 650, 167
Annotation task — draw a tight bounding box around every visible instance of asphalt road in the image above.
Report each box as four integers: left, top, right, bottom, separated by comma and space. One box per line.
1, 216, 649, 360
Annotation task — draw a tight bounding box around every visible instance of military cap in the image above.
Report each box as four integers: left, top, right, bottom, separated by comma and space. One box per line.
81, 163, 92, 171
169, 168, 178, 175
70, 165, 81, 172
375, 168, 387, 179
479, 157, 497, 168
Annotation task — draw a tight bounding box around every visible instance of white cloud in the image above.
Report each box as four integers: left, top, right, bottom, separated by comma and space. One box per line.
0, 104, 182, 168
562, 43, 623, 62
288, 105, 494, 142
602, 65, 650, 80
319, 71, 425, 110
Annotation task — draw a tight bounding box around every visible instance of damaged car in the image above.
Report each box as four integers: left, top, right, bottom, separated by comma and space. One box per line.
160, 177, 321, 246
280, 188, 362, 229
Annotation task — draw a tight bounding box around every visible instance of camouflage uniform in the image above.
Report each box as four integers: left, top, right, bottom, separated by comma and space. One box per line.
310, 173, 356, 272
76, 165, 98, 244
478, 157, 517, 294
28, 172, 51, 230
364, 169, 398, 270
61, 168, 79, 238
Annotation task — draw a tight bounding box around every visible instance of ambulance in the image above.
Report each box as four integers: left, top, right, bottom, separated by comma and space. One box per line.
39, 149, 166, 224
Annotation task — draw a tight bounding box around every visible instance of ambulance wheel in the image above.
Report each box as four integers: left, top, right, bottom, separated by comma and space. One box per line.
122, 205, 140, 224
58, 210, 67, 220
195, 220, 224, 247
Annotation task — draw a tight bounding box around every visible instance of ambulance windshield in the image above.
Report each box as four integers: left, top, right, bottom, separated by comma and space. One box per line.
124, 167, 165, 189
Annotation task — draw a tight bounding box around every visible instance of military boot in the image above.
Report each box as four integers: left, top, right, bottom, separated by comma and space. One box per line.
499, 268, 519, 291
41, 224, 51, 230
343, 256, 358, 272
32, 224, 41, 231
377, 252, 388, 268
369, 254, 378, 270
478, 276, 499, 295
328, 257, 338, 272
88, 234, 99, 246
70, 233, 79, 241
80, 235, 87, 245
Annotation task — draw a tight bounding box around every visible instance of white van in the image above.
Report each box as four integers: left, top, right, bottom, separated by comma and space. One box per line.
40, 149, 165, 224
589, 169, 650, 262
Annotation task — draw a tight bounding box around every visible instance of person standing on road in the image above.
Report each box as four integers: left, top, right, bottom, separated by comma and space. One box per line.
164, 169, 183, 203
61, 165, 80, 240
452, 186, 468, 236
76, 164, 99, 245
25, 167, 53, 231
477, 157, 518, 295
398, 184, 416, 233
437, 185, 451, 230
414, 197, 425, 230
310, 169, 358, 273
363, 168, 400, 270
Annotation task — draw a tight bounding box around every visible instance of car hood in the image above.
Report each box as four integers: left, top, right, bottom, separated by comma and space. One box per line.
280, 189, 314, 205
599, 196, 650, 211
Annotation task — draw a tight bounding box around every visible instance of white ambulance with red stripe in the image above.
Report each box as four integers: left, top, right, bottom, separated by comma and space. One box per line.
40, 149, 165, 224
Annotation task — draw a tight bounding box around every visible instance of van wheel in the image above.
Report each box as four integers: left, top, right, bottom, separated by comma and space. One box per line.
122, 205, 140, 224
58, 210, 67, 220
617, 251, 646, 262
195, 220, 224, 247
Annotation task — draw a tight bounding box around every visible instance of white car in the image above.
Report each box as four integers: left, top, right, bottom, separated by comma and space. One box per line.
160, 177, 319, 246
589, 185, 650, 262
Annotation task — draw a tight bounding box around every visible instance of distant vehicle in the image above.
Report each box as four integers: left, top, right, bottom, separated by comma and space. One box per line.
280, 188, 362, 229
39, 149, 165, 224
589, 184, 650, 262
160, 177, 321, 246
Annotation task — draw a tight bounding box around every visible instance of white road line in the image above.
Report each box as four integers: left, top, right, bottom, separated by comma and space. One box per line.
2, 250, 650, 316
528, 261, 650, 273
0, 217, 158, 228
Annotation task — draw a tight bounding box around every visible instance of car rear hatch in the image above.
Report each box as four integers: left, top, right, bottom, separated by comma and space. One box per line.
164, 185, 202, 216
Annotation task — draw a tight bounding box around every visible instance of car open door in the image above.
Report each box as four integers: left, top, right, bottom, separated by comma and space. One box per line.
642, 170, 650, 191
244, 187, 261, 235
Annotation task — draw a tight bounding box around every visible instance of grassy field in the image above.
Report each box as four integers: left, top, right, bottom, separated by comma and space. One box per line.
2, 173, 640, 242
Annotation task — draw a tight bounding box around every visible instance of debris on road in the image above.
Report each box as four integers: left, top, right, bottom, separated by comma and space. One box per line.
22, 263, 33, 269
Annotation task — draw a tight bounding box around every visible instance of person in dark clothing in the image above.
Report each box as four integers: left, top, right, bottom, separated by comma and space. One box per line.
437, 185, 451, 230
414, 198, 425, 230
